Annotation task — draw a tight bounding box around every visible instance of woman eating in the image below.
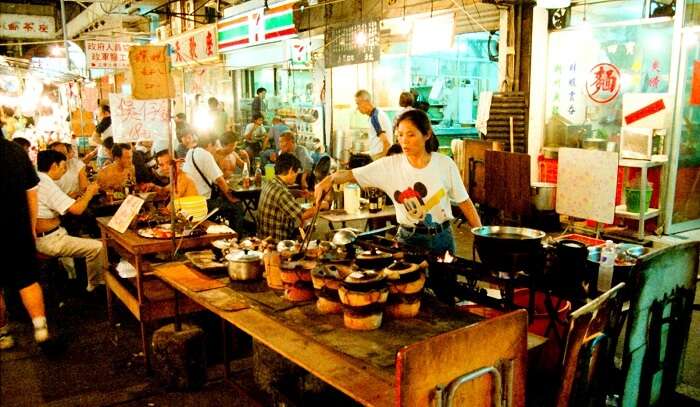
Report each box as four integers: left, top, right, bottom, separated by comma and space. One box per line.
315, 109, 481, 255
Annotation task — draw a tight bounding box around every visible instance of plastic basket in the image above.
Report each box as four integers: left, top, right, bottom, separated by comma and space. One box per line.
625, 185, 653, 214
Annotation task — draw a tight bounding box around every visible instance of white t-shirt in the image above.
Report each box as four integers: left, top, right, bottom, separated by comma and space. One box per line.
37, 171, 75, 219
182, 147, 223, 199
367, 108, 393, 157
352, 153, 468, 226
55, 157, 85, 196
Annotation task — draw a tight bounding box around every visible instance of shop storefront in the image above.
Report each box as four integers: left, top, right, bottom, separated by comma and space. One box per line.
218, 0, 325, 151
529, 0, 694, 235
162, 24, 230, 137
327, 10, 501, 158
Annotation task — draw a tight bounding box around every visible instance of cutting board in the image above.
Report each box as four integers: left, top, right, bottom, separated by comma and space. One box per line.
155, 262, 227, 292
484, 150, 531, 217
461, 139, 503, 204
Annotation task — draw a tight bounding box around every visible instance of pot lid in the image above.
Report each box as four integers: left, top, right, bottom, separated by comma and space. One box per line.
357, 248, 391, 260
384, 261, 418, 275
226, 249, 262, 262
344, 270, 385, 285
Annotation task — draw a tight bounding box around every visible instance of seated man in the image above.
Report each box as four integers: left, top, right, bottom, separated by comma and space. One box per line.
278, 131, 314, 190
133, 139, 164, 187
96, 143, 135, 193
257, 153, 325, 242
51, 142, 88, 198
154, 149, 199, 200
35, 150, 104, 292
243, 113, 268, 159
180, 130, 250, 235
215, 131, 248, 179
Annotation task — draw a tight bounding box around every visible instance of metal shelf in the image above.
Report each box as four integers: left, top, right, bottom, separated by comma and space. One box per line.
615, 205, 660, 221
618, 159, 665, 168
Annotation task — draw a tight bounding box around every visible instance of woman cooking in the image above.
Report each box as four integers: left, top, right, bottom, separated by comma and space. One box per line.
315, 109, 482, 254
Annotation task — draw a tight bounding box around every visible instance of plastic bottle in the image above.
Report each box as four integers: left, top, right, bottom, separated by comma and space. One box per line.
597, 240, 616, 292
241, 163, 250, 189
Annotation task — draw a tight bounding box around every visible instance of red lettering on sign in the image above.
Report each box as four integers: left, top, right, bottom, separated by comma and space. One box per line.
206, 31, 214, 56
189, 36, 198, 59
39, 24, 48, 33
23, 22, 34, 32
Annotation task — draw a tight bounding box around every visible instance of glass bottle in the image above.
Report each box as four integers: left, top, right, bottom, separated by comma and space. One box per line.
241, 163, 250, 189
254, 162, 263, 187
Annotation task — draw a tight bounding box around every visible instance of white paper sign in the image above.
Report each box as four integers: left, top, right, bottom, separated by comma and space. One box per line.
622, 93, 670, 129
166, 25, 218, 67
556, 148, 618, 224
0, 14, 54, 39
108, 195, 145, 234
86, 41, 132, 69
109, 94, 169, 143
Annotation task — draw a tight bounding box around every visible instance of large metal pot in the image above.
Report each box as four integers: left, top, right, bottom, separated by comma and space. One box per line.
471, 226, 546, 272
531, 182, 557, 211
225, 249, 263, 280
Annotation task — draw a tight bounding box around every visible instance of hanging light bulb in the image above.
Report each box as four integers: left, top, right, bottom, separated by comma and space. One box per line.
354, 31, 368, 46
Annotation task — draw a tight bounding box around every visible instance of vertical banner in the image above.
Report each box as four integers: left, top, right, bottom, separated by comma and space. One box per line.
109, 94, 170, 143
690, 61, 700, 105
128, 45, 175, 100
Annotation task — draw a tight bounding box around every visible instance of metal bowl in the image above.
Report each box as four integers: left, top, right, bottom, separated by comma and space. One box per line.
625, 246, 651, 259
332, 228, 359, 246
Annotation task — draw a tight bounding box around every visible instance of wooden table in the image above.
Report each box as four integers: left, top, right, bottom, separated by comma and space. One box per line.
320, 206, 396, 231
96, 217, 235, 370
154, 264, 547, 406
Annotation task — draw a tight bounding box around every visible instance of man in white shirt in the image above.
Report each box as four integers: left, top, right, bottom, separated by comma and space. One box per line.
180, 131, 250, 235
50, 142, 87, 198
35, 150, 104, 292
355, 90, 392, 160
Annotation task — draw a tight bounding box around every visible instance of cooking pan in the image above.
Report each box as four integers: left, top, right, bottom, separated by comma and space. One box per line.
471, 226, 546, 272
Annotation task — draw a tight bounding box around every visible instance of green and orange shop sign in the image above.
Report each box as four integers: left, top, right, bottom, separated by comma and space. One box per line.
217, 0, 297, 53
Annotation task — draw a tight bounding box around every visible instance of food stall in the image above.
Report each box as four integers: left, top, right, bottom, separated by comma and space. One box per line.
328, 13, 499, 158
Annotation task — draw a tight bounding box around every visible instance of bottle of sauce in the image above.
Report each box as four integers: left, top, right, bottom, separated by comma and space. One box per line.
254, 162, 262, 187
242, 163, 250, 189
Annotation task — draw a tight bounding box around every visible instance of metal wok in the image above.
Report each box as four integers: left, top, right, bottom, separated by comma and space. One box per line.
471, 226, 546, 273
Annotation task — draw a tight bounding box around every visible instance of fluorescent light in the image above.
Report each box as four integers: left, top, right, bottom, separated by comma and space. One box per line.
411, 13, 454, 55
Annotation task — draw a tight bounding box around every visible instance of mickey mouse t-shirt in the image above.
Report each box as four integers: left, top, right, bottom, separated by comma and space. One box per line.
352, 152, 469, 227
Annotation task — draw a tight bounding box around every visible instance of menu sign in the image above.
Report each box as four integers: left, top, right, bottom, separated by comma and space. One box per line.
128, 45, 175, 100
108, 195, 145, 234
0, 14, 54, 39
86, 41, 132, 69
109, 94, 169, 143
325, 20, 380, 68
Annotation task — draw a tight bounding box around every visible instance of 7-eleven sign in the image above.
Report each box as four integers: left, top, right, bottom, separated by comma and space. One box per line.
290, 39, 310, 65
249, 10, 265, 44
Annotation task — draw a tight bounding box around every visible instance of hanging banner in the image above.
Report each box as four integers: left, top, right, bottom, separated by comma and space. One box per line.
82, 86, 99, 112
218, 0, 297, 53
86, 41, 132, 69
0, 14, 54, 39
166, 25, 218, 67
109, 94, 169, 143
128, 46, 175, 100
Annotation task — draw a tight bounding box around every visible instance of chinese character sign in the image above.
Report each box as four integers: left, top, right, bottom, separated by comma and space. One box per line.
0, 14, 54, 39
129, 46, 175, 100
109, 94, 169, 143
166, 25, 218, 67
86, 41, 131, 69
586, 63, 621, 104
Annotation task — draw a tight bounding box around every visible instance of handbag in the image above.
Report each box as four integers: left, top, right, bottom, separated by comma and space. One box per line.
190, 148, 222, 200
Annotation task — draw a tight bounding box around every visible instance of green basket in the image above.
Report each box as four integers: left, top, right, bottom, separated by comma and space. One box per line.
625, 186, 653, 214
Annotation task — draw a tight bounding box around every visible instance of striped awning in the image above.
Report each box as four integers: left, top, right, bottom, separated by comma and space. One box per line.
218, 0, 297, 54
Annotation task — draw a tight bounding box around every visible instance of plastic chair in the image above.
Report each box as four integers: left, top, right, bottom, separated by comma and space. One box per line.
620, 241, 700, 407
